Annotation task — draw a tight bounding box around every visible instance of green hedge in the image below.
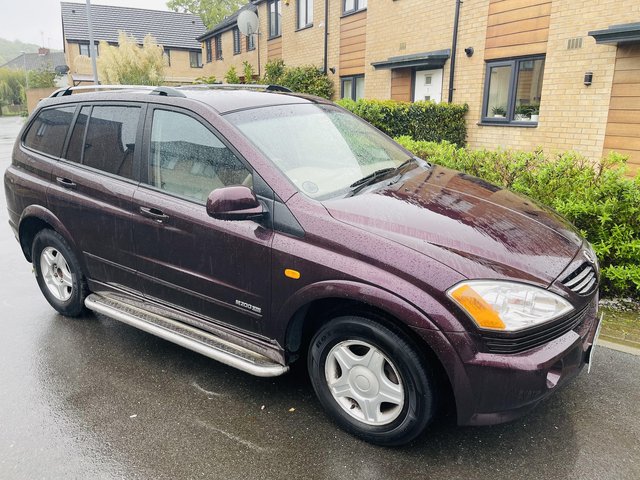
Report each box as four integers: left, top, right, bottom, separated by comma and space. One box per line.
396, 136, 640, 299
337, 99, 468, 147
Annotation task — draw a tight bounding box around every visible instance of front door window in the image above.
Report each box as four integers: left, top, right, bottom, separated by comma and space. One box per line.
148, 109, 251, 202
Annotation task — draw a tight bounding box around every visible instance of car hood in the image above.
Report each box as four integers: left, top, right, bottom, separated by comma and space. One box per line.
324, 166, 583, 286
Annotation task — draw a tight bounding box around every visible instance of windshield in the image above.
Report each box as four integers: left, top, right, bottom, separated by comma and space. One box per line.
225, 104, 413, 199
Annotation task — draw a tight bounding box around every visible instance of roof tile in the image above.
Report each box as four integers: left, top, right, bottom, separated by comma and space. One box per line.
61, 2, 205, 50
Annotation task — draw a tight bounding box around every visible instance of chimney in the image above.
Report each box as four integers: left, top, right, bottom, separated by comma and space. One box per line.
38, 48, 50, 56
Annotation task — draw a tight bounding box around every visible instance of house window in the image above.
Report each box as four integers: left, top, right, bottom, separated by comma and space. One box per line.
343, 0, 367, 15
233, 28, 241, 55
205, 39, 212, 63
247, 34, 255, 51
297, 0, 313, 29
190, 51, 203, 68
268, 0, 282, 38
79, 43, 98, 57
164, 49, 171, 66
341, 75, 364, 101
482, 56, 545, 124
215, 35, 223, 60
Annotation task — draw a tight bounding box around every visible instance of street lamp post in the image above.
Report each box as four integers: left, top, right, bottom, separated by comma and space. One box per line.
86, 0, 99, 85
22, 52, 29, 90
21, 51, 29, 113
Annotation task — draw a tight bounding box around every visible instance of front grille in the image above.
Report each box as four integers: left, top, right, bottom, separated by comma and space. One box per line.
562, 262, 597, 295
482, 306, 590, 354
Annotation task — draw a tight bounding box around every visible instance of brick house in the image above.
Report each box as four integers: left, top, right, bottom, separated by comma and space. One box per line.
197, 0, 640, 173
61, 2, 206, 85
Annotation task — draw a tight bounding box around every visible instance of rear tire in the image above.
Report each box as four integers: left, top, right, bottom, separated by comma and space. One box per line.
32, 229, 88, 317
308, 315, 436, 446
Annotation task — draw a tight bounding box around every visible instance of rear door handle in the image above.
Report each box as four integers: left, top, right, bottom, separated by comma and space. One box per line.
139, 206, 169, 222
56, 177, 76, 189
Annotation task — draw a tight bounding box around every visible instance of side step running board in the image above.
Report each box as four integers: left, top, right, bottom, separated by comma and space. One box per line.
85, 294, 289, 378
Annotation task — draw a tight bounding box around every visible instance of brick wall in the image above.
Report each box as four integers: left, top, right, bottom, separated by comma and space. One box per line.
365, 0, 455, 101
457, 0, 640, 163
26, 87, 58, 113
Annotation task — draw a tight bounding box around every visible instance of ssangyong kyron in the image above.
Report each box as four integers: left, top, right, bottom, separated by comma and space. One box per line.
4, 85, 601, 445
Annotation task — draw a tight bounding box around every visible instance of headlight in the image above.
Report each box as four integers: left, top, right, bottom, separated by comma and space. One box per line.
447, 281, 573, 332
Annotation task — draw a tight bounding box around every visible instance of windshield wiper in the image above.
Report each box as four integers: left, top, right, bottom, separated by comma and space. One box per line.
349, 167, 395, 189
349, 157, 418, 194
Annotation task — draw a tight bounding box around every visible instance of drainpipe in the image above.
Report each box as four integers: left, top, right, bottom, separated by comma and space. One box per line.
323, 0, 329, 74
448, 0, 462, 103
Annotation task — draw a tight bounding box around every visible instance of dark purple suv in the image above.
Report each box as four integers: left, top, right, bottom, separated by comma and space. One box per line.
4, 85, 601, 446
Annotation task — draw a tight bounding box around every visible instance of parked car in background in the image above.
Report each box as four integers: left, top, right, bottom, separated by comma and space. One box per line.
4, 85, 602, 446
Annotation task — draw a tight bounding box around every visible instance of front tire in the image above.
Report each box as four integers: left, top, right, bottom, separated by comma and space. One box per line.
32, 229, 88, 317
308, 316, 436, 446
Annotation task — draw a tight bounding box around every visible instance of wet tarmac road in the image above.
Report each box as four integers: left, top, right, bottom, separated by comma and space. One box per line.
1, 115, 639, 479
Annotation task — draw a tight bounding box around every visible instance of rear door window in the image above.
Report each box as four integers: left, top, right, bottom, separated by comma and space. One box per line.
81, 105, 141, 180
23, 106, 76, 157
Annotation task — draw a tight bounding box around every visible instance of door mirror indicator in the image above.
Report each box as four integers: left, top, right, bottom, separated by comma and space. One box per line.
206, 186, 264, 220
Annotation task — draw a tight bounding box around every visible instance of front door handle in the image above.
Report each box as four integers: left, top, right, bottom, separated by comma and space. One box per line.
139, 206, 169, 223
56, 177, 76, 189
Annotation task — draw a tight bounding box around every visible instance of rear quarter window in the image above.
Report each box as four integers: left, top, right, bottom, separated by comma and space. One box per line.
23, 106, 76, 157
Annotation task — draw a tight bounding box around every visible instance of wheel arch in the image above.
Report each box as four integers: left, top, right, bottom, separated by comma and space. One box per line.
281, 281, 457, 412
18, 206, 83, 271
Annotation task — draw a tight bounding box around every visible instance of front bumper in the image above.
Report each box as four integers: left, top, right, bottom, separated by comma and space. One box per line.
459, 294, 600, 426
414, 294, 601, 426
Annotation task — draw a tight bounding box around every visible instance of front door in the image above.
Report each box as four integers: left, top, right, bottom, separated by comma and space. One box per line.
132, 106, 273, 335
413, 69, 443, 103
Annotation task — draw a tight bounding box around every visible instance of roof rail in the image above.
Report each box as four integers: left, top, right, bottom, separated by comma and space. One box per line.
183, 84, 292, 93
49, 85, 186, 98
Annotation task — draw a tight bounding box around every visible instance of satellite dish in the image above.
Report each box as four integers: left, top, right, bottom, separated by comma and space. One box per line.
237, 10, 259, 36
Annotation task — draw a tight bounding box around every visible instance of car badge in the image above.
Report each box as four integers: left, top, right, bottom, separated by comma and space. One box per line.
583, 250, 595, 264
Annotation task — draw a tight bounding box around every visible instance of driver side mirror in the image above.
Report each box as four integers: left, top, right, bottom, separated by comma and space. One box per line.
206, 185, 265, 221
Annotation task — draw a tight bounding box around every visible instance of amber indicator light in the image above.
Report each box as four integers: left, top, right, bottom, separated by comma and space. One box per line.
284, 269, 301, 279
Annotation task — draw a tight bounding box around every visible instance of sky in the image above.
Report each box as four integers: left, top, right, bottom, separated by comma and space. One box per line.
3, 0, 174, 49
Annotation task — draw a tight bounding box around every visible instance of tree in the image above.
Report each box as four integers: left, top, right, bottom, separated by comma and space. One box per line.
0, 67, 26, 115
167, 0, 246, 29
97, 32, 165, 85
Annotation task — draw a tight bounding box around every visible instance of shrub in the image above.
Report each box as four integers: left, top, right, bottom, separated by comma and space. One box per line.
262, 60, 333, 99
279, 65, 333, 99
263, 59, 285, 84
28, 66, 56, 88
242, 61, 256, 84
395, 136, 640, 298
195, 75, 218, 84
97, 32, 165, 85
338, 99, 468, 146
224, 66, 241, 84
